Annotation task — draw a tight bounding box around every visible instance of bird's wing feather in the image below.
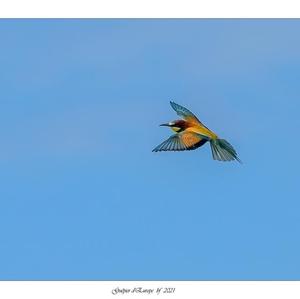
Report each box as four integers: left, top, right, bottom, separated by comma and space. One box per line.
170, 101, 203, 125
152, 132, 207, 152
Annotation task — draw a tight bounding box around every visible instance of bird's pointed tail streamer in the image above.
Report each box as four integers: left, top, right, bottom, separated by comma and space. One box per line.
210, 139, 242, 163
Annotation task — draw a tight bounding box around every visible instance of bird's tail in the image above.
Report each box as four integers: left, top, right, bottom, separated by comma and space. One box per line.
210, 138, 241, 163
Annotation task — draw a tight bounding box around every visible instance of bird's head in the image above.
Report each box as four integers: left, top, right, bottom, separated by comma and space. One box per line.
160, 120, 187, 133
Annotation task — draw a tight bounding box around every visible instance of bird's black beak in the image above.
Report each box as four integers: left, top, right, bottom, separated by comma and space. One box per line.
160, 123, 170, 127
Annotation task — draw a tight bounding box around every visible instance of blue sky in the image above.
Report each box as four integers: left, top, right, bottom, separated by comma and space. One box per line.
0, 20, 300, 280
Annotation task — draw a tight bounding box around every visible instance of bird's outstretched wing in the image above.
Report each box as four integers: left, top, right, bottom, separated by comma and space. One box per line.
152, 132, 207, 152
170, 101, 204, 125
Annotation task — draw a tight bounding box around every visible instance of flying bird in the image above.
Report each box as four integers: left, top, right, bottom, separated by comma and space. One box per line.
152, 101, 241, 163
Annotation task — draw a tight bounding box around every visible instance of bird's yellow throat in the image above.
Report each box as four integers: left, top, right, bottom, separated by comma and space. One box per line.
171, 127, 181, 133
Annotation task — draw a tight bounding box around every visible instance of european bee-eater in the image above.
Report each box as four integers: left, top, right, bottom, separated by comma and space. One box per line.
153, 101, 241, 163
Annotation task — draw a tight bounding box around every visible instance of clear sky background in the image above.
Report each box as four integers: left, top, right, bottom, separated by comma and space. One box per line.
0, 20, 300, 280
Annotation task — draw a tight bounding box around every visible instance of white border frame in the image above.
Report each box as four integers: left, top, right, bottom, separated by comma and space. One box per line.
1, 5, 300, 299
0, 0, 300, 18
1, 281, 300, 299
